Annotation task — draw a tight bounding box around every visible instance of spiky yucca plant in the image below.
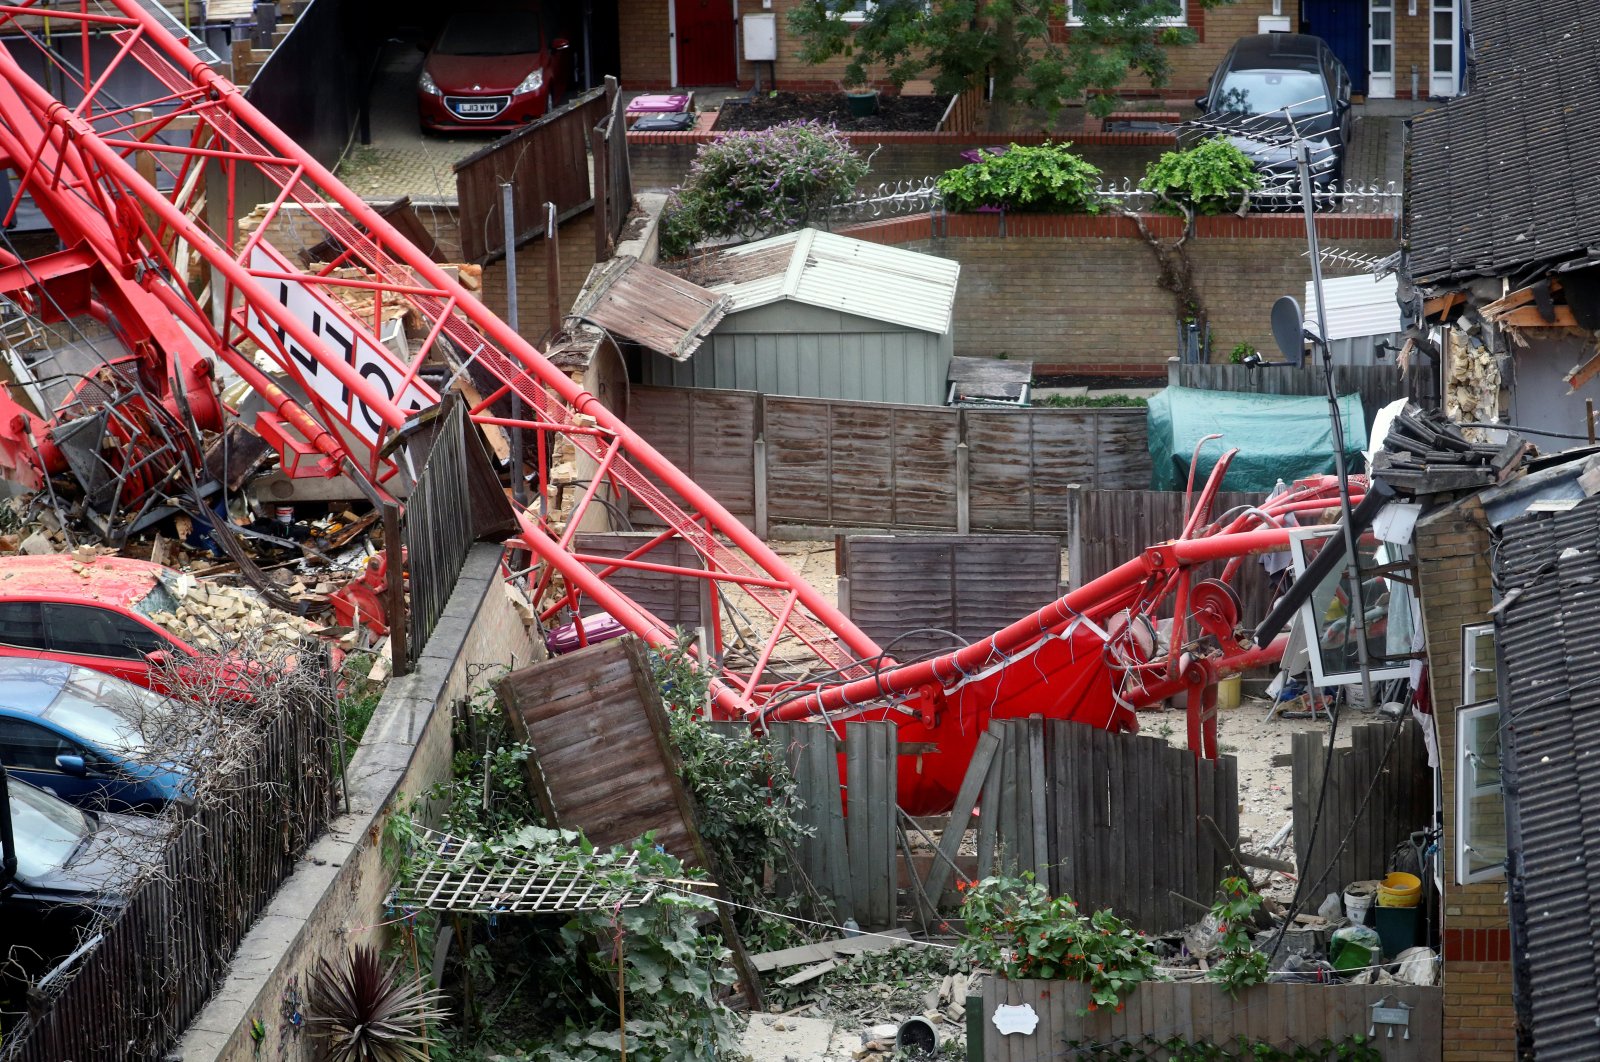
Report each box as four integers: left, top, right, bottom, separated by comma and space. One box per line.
306, 944, 449, 1062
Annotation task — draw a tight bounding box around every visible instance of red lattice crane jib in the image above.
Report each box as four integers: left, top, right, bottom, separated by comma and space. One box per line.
0, 1, 1360, 812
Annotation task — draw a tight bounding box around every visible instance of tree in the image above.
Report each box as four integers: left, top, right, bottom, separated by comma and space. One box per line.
788, 0, 1229, 128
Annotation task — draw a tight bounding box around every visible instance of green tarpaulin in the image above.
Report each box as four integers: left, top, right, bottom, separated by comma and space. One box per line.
1147, 385, 1366, 492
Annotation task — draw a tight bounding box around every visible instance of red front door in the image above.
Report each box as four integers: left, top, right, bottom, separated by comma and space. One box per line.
674, 0, 735, 85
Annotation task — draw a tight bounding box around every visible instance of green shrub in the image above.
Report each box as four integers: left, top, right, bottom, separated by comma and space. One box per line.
1038, 393, 1149, 408
1140, 137, 1260, 216
660, 121, 868, 256
936, 142, 1103, 214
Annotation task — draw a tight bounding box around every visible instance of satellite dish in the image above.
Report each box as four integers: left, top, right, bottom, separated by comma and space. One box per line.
1271, 295, 1307, 366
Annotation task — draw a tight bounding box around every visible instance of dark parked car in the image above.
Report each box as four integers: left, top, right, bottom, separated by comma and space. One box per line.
0, 659, 187, 813
1194, 33, 1353, 189
1, 774, 165, 982
416, 7, 573, 133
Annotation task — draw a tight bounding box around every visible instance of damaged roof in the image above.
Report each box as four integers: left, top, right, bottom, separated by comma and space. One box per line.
1493, 489, 1600, 1060
570, 256, 728, 361
1408, 0, 1600, 284
688, 228, 960, 335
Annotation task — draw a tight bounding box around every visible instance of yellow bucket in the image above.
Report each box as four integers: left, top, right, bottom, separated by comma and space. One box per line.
1216, 674, 1242, 710
1377, 872, 1422, 908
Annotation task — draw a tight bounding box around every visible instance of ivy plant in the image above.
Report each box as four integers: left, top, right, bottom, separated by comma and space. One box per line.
937, 142, 1102, 214
957, 874, 1159, 1012
1207, 876, 1270, 997
649, 635, 815, 952
1140, 137, 1261, 217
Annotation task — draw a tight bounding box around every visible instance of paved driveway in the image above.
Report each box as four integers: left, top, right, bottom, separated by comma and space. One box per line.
334, 41, 499, 201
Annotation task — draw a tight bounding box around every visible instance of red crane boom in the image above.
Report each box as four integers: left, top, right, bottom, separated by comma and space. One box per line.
0, 0, 1362, 812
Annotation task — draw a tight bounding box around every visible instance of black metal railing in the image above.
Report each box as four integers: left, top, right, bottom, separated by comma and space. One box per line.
403, 397, 475, 666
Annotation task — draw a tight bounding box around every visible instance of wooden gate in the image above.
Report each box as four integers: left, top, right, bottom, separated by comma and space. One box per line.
674, 0, 736, 85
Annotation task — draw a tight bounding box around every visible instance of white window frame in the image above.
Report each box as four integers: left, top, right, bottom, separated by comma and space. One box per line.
1286, 526, 1414, 688
1068, 0, 1187, 28
1428, 0, 1460, 97
839, 0, 930, 23
1456, 622, 1505, 885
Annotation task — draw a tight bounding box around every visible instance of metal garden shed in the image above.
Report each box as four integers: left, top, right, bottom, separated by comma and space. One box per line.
645, 228, 961, 405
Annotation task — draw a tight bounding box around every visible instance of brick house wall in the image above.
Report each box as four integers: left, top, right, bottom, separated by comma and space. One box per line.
1412, 497, 1516, 1062
825, 212, 1396, 375
616, 0, 1292, 95
479, 211, 599, 342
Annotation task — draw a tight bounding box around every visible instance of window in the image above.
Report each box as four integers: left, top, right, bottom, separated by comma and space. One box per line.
838, 0, 930, 23
1068, 0, 1187, 27
1456, 622, 1506, 884
0, 716, 74, 772
1287, 528, 1415, 687
0, 601, 47, 650
42, 604, 172, 660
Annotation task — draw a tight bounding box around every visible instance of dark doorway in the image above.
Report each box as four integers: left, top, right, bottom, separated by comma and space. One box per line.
1300, 0, 1369, 95
674, 0, 735, 85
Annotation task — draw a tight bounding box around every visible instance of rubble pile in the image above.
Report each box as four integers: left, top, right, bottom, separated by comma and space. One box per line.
1371, 403, 1530, 495
146, 571, 322, 655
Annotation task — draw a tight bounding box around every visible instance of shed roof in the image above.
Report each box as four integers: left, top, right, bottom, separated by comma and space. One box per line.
1407, 0, 1600, 283
693, 229, 960, 335
570, 256, 728, 361
1303, 273, 1401, 341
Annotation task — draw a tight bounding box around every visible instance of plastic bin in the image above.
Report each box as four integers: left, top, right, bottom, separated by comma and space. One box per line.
1374, 905, 1418, 958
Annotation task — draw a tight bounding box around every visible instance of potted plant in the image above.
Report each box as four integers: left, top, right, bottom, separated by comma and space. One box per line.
840, 73, 879, 118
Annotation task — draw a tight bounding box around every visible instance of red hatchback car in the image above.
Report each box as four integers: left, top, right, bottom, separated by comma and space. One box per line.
0, 555, 209, 692
417, 8, 572, 133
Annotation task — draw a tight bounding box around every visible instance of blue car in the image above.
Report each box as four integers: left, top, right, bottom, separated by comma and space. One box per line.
0, 659, 187, 812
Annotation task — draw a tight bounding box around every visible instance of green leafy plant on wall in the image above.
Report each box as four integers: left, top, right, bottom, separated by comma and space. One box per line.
957, 874, 1159, 1012
1140, 138, 1261, 218
937, 142, 1103, 214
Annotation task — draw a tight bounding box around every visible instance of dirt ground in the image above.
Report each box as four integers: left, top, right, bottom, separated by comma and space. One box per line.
711, 91, 950, 132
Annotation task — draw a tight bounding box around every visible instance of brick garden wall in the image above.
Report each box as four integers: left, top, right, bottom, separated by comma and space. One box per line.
479, 211, 599, 342
1413, 497, 1516, 1062
833, 212, 1398, 375
626, 130, 1173, 193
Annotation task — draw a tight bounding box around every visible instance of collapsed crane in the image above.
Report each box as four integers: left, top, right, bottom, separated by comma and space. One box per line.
0, 0, 1360, 813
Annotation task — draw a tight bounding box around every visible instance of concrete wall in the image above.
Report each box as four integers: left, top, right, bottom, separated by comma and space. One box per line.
1413, 498, 1516, 1062
177, 544, 538, 1062
832, 212, 1399, 375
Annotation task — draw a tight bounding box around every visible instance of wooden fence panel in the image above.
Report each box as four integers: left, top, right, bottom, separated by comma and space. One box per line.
843, 722, 898, 930
1171, 362, 1411, 436
1292, 719, 1431, 899
575, 532, 704, 629
840, 534, 1061, 658
1066, 486, 1279, 622
626, 386, 758, 528
454, 86, 607, 260
626, 387, 1153, 534
1042, 725, 1238, 933
498, 637, 704, 861
765, 397, 963, 531
981, 980, 1442, 1061
771, 722, 853, 922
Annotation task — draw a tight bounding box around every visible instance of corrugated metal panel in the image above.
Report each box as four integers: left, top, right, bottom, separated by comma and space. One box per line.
1495, 494, 1600, 1060
1303, 273, 1402, 340
697, 228, 960, 335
